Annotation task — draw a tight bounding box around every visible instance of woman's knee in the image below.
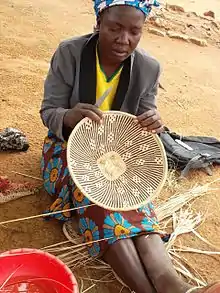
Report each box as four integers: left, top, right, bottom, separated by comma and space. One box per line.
135, 233, 165, 255
103, 238, 134, 263
103, 238, 156, 293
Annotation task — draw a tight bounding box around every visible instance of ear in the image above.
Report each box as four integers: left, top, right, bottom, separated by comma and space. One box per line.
93, 24, 99, 32
93, 24, 99, 33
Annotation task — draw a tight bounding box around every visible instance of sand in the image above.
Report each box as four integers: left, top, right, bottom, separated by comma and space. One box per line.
0, 0, 220, 292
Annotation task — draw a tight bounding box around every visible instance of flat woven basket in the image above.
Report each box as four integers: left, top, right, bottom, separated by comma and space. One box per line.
67, 111, 168, 211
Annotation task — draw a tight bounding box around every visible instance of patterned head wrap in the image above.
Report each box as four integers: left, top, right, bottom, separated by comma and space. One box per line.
93, 0, 160, 17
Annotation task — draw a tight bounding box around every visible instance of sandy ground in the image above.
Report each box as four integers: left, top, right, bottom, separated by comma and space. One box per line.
0, 0, 220, 291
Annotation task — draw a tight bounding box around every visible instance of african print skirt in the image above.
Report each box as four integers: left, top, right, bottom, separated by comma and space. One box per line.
41, 131, 164, 257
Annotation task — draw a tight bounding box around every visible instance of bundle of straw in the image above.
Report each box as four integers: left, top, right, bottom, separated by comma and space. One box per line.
166, 209, 202, 251
155, 182, 218, 222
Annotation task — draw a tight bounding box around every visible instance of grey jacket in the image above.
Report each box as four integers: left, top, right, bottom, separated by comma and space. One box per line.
40, 33, 161, 141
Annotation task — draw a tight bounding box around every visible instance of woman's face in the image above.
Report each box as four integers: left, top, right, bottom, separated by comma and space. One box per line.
98, 5, 145, 64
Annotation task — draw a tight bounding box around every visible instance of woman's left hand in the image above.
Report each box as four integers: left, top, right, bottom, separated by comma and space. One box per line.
135, 110, 164, 134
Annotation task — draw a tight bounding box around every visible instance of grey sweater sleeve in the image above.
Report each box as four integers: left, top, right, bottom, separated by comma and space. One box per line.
137, 56, 161, 114
40, 43, 75, 140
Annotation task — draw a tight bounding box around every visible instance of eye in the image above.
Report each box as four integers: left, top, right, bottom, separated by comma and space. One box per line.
110, 27, 120, 33
131, 30, 141, 36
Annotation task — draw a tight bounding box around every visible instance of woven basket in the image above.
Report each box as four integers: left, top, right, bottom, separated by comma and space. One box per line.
67, 111, 167, 211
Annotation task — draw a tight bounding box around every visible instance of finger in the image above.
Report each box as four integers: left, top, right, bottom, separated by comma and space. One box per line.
138, 115, 160, 128
142, 120, 163, 131
81, 104, 103, 119
150, 125, 164, 134
81, 109, 102, 122
136, 110, 156, 122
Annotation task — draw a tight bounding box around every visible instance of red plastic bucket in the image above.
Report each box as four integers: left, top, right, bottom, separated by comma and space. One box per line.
0, 248, 78, 293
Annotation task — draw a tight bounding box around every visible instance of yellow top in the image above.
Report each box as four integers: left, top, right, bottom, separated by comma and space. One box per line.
96, 49, 123, 111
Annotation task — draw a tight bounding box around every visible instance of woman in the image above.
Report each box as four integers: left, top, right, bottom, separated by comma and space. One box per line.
40, 1, 219, 293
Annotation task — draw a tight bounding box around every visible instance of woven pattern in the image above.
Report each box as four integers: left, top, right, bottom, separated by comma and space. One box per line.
67, 111, 167, 211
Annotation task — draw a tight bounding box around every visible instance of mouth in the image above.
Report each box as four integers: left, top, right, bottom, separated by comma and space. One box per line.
111, 50, 128, 58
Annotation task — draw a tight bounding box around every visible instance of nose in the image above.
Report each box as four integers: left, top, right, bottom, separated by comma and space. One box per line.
116, 31, 129, 45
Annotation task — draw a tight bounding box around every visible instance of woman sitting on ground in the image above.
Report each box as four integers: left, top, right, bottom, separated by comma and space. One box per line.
40, 1, 220, 292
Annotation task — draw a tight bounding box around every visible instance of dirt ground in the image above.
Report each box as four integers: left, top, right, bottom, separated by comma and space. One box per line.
0, 0, 220, 291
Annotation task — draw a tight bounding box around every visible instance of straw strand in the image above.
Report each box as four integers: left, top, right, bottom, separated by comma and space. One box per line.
172, 246, 220, 255
0, 265, 23, 291
0, 204, 95, 225
11, 171, 43, 181
81, 272, 113, 293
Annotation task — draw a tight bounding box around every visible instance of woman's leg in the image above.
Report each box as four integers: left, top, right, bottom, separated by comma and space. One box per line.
134, 234, 192, 293
103, 238, 156, 293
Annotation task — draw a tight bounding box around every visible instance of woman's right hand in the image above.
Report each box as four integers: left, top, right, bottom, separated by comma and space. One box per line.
63, 103, 103, 129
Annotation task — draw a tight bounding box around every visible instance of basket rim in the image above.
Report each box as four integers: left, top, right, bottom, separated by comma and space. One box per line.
67, 110, 168, 211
